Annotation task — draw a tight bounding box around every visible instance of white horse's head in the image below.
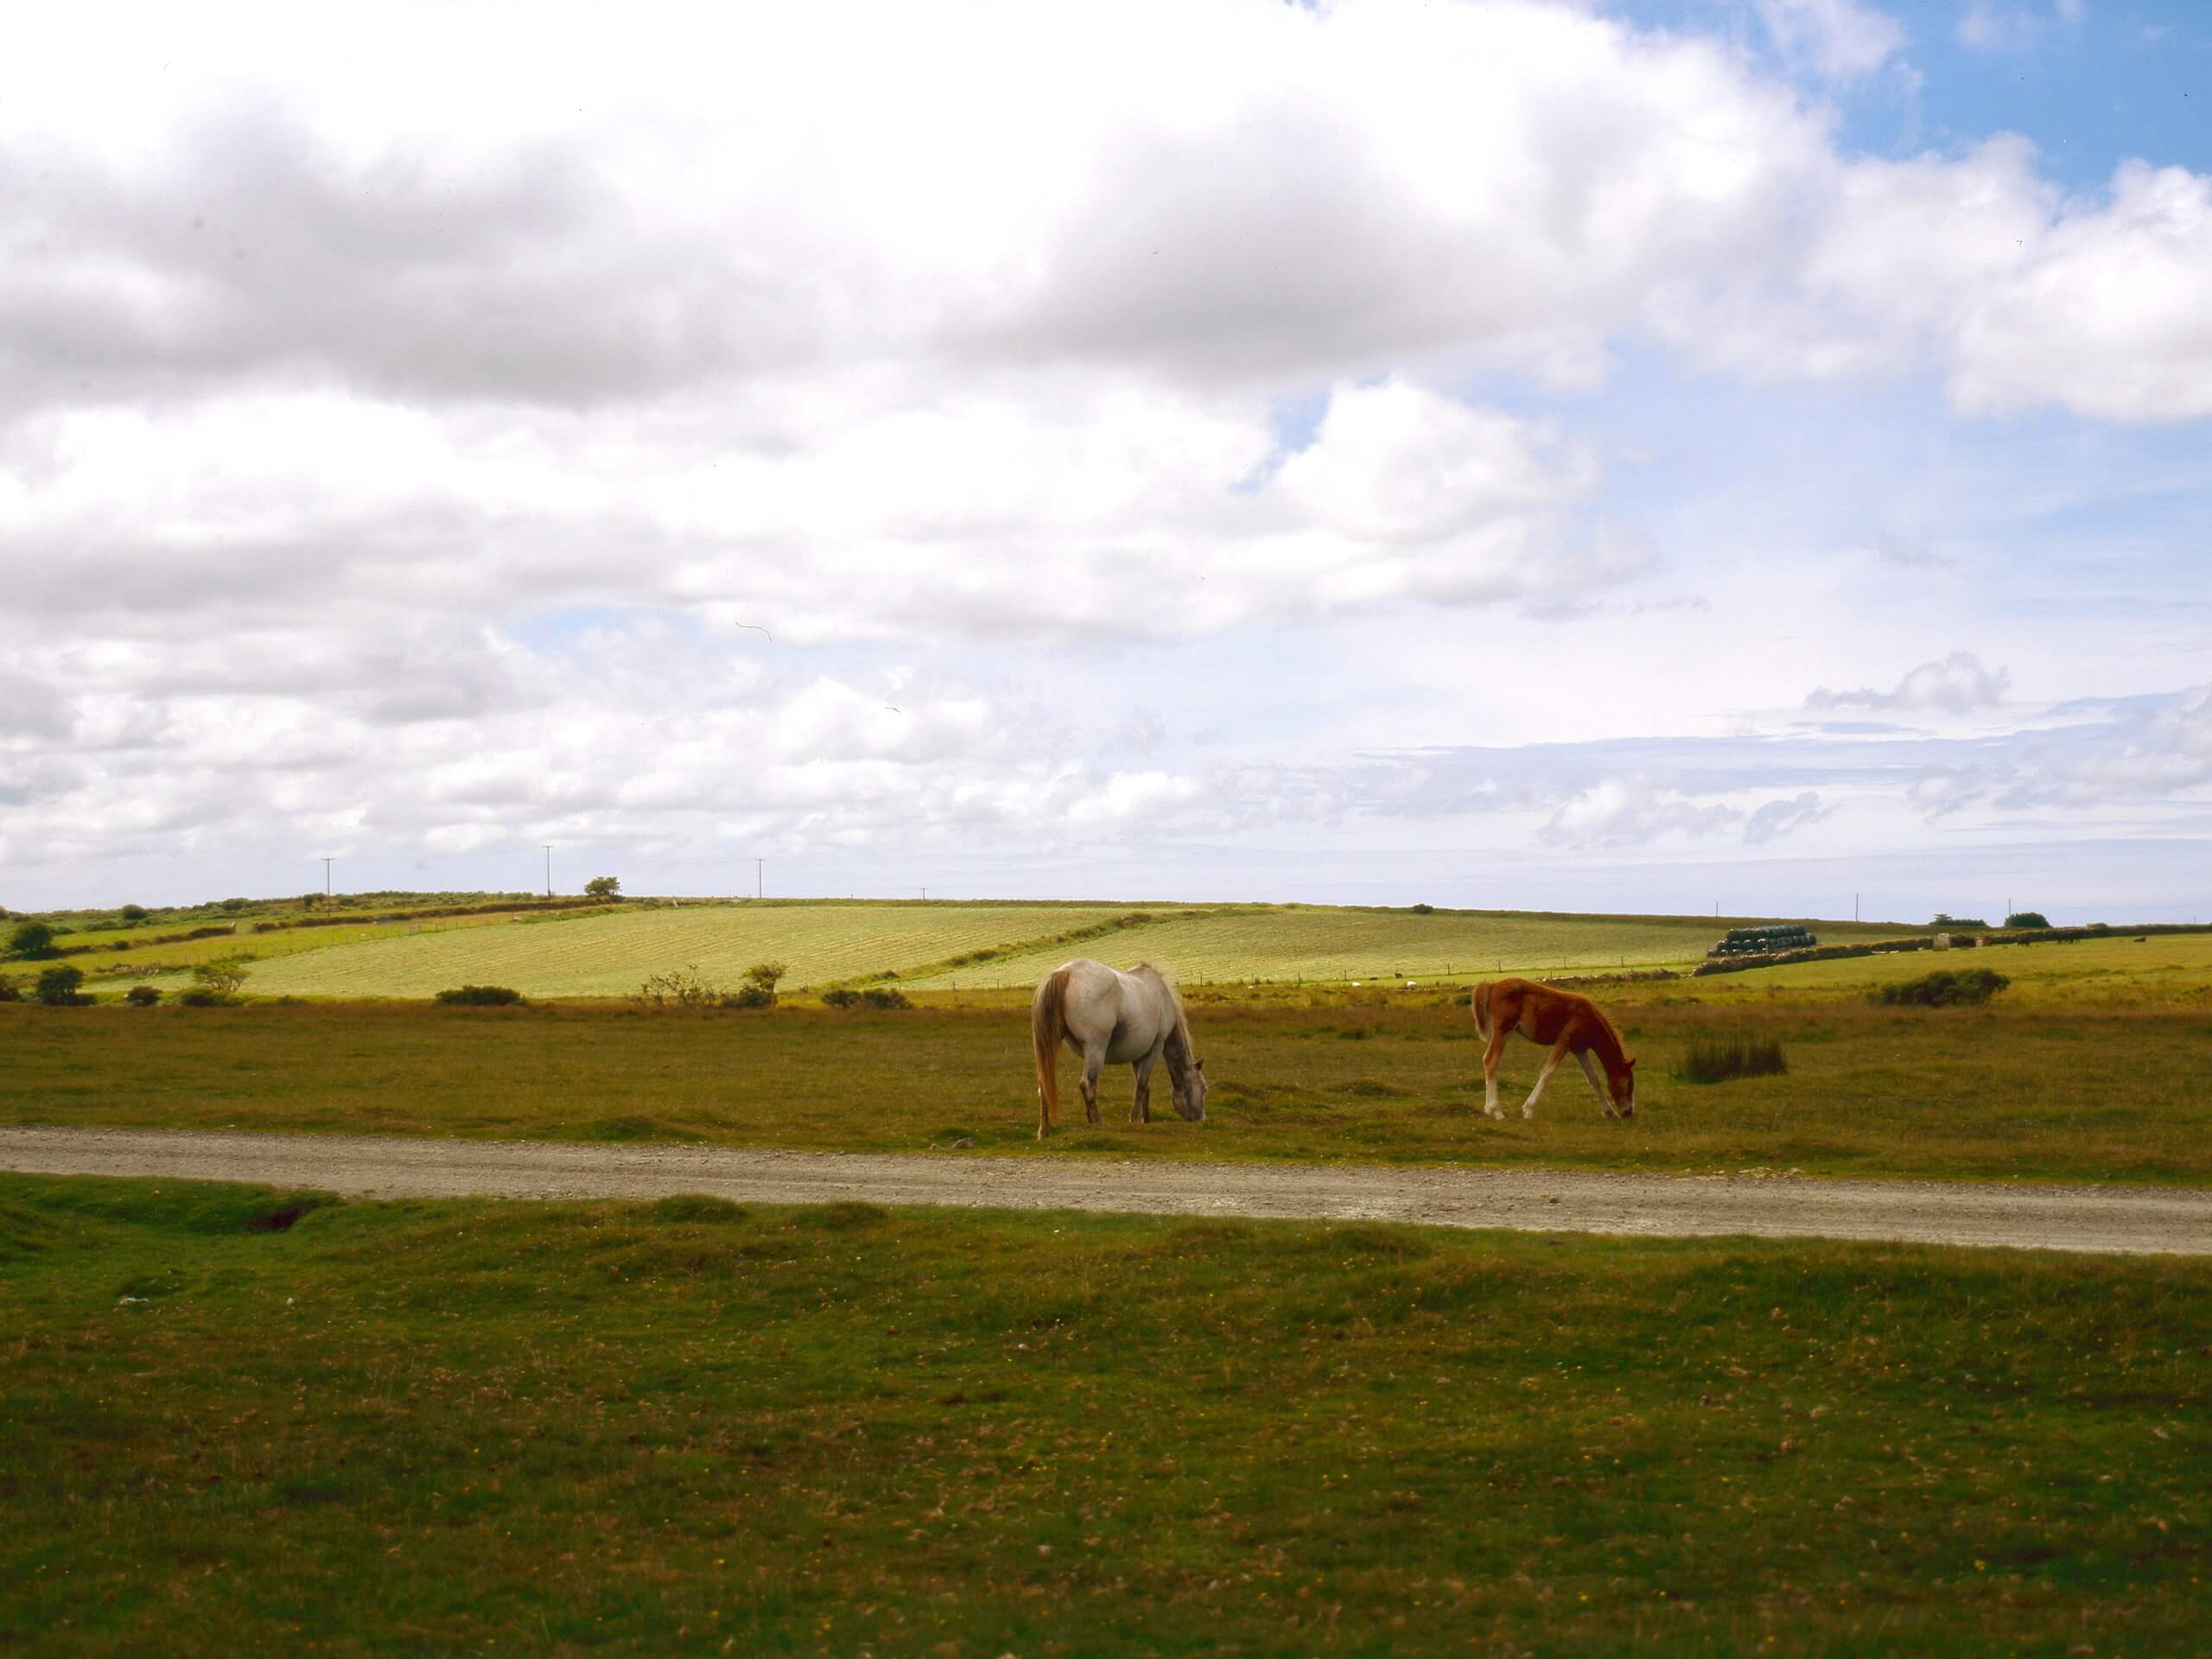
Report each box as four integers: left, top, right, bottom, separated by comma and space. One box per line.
1172, 1057, 1207, 1122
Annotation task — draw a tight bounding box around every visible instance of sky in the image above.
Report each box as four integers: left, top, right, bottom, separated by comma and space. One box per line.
2, 0, 2209, 923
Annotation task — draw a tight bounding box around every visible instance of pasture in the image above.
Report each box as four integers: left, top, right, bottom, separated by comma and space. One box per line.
3, 1175, 2203, 1655
8, 950, 2212, 1183
113, 898, 1918, 1000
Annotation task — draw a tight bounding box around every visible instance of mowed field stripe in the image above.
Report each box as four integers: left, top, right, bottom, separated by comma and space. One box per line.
6, 1127, 2208, 1255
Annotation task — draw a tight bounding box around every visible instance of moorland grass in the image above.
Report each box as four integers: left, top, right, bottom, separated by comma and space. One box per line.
6, 989, 2212, 1184
0, 1173, 2203, 1655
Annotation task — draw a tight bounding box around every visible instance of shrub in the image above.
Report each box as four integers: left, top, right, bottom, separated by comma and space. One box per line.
434, 984, 526, 1006
1874, 968, 2011, 1007
119, 904, 149, 923
176, 988, 238, 1007
218, 898, 248, 912
2005, 911, 2051, 931
34, 964, 89, 1006
1410, 902, 1435, 914
124, 983, 163, 1007
819, 988, 860, 1008
631, 965, 721, 1010
1930, 912, 1989, 931
1675, 1033, 1788, 1084
721, 960, 789, 1010
190, 957, 251, 998
0, 974, 19, 1002
858, 987, 912, 1010
584, 875, 622, 899
6, 920, 58, 960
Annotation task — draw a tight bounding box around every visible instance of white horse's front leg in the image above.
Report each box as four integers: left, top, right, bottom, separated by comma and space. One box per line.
1575, 1050, 1617, 1118
1522, 1042, 1569, 1119
1130, 1047, 1160, 1124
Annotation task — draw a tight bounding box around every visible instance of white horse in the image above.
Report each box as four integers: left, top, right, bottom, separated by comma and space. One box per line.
1031, 958, 1207, 1139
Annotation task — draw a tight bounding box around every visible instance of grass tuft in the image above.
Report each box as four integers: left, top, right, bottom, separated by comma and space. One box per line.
1675, 1033, 1790, 1084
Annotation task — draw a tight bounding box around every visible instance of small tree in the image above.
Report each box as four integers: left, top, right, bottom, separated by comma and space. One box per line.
119, 904, 149, 924
2004, 911, 2050, 931
124, 983, 163, 1006
34, 964, 86, 1006
190, 957, 251, 998
724, 960, 788, 1009
6, 920, 58, 960
584, 875, 622, 899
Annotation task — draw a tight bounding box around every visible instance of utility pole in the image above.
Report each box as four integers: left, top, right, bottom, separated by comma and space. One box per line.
918, 887, 929, 902
1854, 892, 1860, 923
543, 845, 553, 899
753, 858, 764, 899
321, 856, 332, 899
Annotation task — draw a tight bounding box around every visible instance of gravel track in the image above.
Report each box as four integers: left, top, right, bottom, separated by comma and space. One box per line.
3, 1126, 2208, 1255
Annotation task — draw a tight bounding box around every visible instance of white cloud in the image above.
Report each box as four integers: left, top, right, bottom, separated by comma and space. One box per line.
1806, 652, 2010, 715
1743, 790, 1831, 844
1756, 0, 1906, 82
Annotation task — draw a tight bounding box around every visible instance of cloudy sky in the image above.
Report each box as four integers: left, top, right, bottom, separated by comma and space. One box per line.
3, 0, 2209, 921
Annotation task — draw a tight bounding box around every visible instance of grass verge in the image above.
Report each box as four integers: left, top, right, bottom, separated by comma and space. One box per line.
2, 1174, 2205, 1656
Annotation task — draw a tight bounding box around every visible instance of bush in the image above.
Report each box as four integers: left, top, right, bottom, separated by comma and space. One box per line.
1931, 912, 1990, 931
858, 987, 912, 1009
34, 964, 89, 1006
584, 875, 622, 899
175, 988, 238, 1007
190, 957, 251, 998
819, 988, 860, 1008
6, 920, 58, 960
1675, 1033, 1788, 1084
434, 984, 526, 1006
124, 983, 163, 1007
631, 965, 721, 1010
1874, 968, 2011, 1007
2005, 911, 2051, 931
119, 904, 149, 923
719, 960, 789, 1010
0, 974, 19, 1002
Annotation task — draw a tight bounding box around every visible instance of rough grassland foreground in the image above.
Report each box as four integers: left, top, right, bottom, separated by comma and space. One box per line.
1, 1176, 2204, 1655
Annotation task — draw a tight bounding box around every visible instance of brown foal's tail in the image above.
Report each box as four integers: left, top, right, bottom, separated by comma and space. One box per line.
1033, 968, 1072, 1126
1471, 980, 1494, 1044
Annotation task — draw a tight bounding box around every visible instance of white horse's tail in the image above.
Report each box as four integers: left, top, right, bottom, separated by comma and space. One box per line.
1032, 967, 1072, 1125
1471, 980, 1494, 1044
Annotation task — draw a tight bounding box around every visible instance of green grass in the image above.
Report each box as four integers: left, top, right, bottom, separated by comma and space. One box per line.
2, 1173, 2203, 1656
9, 990, 2212, 1185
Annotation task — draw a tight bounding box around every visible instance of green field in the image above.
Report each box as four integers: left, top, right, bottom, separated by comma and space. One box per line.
3, 1175, 2203, 1656
10, 950, 2212, 1182
147, 899, 1916, 1001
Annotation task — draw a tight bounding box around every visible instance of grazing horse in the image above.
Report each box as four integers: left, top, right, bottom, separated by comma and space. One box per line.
1032, 959, 1208, 1140
1471, 977, 1636, 1121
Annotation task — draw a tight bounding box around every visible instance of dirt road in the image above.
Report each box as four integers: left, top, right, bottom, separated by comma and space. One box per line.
3, 1126, 2208, 1255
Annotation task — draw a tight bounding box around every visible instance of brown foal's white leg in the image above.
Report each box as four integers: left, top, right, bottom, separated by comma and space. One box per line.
1522, 1038, 1571, 1119
1575, 1050, 1617, 1117
1482, 1030, 1509, 1119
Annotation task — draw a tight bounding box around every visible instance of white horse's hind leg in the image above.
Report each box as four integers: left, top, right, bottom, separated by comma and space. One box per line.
1080, 1046, 1106, 1125
1575, 1050, 1616, 1117
1522, 1041, 1570, 1119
